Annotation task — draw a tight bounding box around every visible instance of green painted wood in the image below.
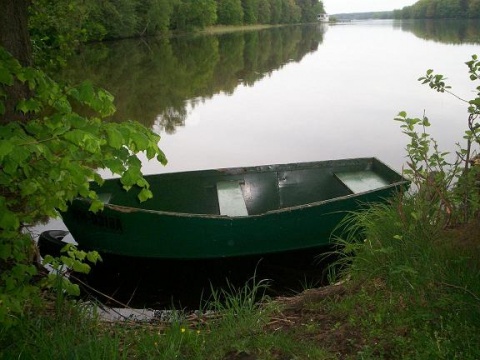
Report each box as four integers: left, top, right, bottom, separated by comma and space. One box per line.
217, 181, 248, 217
61, 157, 410, 259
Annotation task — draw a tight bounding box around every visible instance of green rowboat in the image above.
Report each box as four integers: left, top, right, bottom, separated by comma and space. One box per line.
61, 157, 409, 259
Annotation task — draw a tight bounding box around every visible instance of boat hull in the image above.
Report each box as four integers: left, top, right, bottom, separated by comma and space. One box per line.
61, 158, 408, 259
38, 229, 334, 308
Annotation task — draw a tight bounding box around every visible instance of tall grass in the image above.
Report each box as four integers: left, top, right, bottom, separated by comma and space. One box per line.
0, 274, 328, 359
327, 193, 480, 359
0, 300, 126, 359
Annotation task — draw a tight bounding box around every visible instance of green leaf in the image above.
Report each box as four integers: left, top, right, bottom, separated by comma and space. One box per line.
0, 243, 12, 260
72, 261, 90, 274
130, 132, 149, 151
86, 251, 102, 264
60, 256, 74, 268
16, 99, 42, 113
76, 81, 95, 103
105, 127, 124, 149
0, 67, 13, 85
60, 243, 74, 254
157, 151, 168, 165
138, 188, 153, 202
75, 250, 87, 261
52, 97, 72, 113
17, 68, 37, 86
63, 281, 80, 296
136, 178, 148, 187
103, 158, 125, 175
19, 180, 39, 196
0, 141, 14, 159
92, 173, 104, 186
64, 129, 101, 153
469, 98, 480, 106
121, 167, 140, 188
89, 199, 104, 213
42, 255, 55, 266
0, 206, 20, 231
5, 146, 31, 173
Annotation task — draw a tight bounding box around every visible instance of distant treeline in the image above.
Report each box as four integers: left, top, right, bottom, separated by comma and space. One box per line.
393, 0, 480, 18
29, 0, 324, 48
332, 11, 394, 21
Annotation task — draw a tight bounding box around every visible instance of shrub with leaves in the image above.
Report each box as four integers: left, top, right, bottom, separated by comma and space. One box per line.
41, 243, 101, 301
0, 47, 167, 327
395, 54, 480, 227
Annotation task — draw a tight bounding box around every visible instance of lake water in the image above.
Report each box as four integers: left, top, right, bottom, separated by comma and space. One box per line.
60, 20, 480, 176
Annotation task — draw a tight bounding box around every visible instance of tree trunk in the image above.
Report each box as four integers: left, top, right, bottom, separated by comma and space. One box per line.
0, 0, 32, 66
0, 0, 32, 124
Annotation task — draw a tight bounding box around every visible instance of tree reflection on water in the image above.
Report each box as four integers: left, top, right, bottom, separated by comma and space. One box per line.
59, 25, 326, 133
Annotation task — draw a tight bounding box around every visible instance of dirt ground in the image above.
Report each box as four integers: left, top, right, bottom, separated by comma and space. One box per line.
219, 283, 364, 359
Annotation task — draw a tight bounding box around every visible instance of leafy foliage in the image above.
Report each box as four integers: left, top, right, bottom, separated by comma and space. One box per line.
297, 0, 324, 22
29, 0, 107, 67
394, 54, 480, 227
171, 0, 218, 31
395, 0, 480, 19
217, 0, 244, 25
28, 0, 326, 51
135, 0, 175, 36
0, 47, 167, 326
41, 243, 101, 302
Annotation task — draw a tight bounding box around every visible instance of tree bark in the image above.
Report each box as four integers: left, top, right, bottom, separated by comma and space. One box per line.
0, 0, 32, 124
0, 0, 32, 66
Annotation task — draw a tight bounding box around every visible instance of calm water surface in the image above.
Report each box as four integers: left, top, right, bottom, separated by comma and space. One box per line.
60, 20, 480, 175
46, 20, 480, 234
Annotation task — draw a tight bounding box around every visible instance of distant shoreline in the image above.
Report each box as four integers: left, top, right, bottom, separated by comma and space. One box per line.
199, 24, 284, 35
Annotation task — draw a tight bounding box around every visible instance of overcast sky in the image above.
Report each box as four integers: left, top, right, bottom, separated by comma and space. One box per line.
322, 0, 418, 14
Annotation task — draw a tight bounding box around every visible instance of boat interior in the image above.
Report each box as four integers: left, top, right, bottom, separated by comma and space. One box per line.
94, 158, 404, 216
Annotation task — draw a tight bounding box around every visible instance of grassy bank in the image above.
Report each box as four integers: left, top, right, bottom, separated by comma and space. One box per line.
1, 193, 479, 359
199, 24, 283, 35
